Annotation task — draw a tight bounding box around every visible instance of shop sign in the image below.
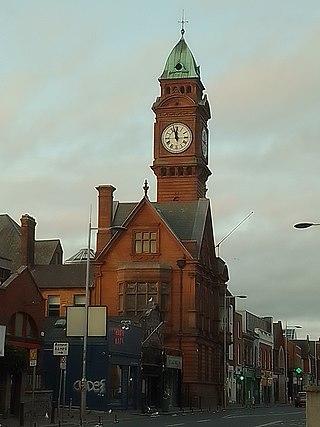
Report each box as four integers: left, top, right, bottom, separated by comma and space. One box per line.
166, 355, 182, 370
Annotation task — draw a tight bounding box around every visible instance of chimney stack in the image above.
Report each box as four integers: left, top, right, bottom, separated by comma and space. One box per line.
20, 214, 36, 266
96, 185, 116, 254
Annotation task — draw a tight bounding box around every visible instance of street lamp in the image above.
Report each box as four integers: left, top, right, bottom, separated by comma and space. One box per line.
80, 220, 126, 426
223, 293, 247, 408
283, 323, 302, 404
294, 222, 320, 229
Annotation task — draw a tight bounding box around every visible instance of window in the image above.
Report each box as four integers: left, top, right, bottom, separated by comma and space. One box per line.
134, 231, 157, 254
126, 282, 158, 316
74, 294, 86, 306
8, 312, 37, 338
48, 295, 60, 317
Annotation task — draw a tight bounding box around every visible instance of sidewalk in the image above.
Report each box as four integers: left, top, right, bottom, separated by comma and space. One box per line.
0, 406, 212, 427
1, 404, 282, 427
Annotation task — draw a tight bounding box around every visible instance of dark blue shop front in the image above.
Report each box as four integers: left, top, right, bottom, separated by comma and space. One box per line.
43, 317, 143, 411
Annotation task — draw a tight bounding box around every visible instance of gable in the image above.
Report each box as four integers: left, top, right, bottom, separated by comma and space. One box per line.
95, 197, 215, 270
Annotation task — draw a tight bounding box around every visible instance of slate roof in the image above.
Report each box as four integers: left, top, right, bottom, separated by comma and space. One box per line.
35, 240, 62, 264
30, 264, 88, 289
112, 198, 210, 258
0, 214, 20, 270
0, 214, 62, 272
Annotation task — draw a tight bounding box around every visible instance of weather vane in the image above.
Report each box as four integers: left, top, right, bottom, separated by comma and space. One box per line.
178, 10, 188, 37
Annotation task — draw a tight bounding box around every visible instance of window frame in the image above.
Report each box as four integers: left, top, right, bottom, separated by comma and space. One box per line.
133, 229, 159, 255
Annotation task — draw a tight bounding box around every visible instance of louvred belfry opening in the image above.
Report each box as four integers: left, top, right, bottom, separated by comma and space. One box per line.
151, 32, 212, 202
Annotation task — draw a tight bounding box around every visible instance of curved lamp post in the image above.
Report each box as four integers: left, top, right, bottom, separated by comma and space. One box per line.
223, 294, 247, 408
294, 222, 320, 229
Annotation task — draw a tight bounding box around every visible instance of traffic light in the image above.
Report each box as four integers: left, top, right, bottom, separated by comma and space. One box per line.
295, 367, 303, 374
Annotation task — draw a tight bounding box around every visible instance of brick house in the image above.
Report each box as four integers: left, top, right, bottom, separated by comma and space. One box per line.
0, 213, 86, 416
0, 266, 44, 416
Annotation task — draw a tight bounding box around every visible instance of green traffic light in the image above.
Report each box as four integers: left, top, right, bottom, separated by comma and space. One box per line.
296, 367, 302, 374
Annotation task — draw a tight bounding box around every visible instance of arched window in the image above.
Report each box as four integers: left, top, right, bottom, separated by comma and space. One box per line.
8, 312, 38, 338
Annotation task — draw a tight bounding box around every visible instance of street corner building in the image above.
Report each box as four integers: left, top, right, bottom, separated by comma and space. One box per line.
89, 29, 229, 410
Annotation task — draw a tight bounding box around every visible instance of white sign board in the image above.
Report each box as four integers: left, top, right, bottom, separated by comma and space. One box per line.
0, 325, 5, 357
66, 306, 107, 337
53, 342, 69, 356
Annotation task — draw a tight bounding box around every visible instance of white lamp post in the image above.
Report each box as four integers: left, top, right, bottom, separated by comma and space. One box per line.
80, 220, 126, 426
223, 294, 247, 408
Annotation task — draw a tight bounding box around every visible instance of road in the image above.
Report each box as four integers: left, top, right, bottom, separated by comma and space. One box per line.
102, 406, 305, 427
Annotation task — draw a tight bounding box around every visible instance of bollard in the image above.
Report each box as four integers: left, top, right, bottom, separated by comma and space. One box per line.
113, 413, 119, 423
19, 402, 24, 427
50, 401, 57, 424
68, 398, 73, 417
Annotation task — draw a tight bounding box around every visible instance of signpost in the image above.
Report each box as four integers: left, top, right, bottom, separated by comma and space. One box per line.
29, 349, 38, 425
53, 342, 69, 356
53, 343, 69, 417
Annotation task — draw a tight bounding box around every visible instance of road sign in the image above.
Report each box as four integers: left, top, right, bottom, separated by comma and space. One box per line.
29, 349, 37, 367
53, 342, 69, 356
60, 356, 67, 370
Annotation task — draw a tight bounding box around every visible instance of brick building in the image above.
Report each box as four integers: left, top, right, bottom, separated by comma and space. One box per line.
90, 30, 229, 409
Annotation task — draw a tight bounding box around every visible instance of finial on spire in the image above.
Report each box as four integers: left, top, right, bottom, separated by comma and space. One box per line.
143, 179, 149, 198
178, 9, 188, 38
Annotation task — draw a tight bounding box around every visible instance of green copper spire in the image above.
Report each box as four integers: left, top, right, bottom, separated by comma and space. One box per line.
160, 31, 200, 80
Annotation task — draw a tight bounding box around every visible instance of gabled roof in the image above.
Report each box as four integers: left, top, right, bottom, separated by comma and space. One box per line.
35, 240, 62, 264
0, 214, 63, 271
0, 214, 20, 270
30, 264, 88, 289
109, 198, 210, 259
0, 265, 44, 302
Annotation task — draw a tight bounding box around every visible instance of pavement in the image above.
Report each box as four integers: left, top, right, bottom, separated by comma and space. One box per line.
0, 406, 207, 427
0, 404, 288, 427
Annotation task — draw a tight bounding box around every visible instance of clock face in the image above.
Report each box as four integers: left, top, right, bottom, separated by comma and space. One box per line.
161, 123, 192, 153
202, 127, 208, 159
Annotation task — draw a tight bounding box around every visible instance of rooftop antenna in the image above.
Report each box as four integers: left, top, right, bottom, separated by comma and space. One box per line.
178, 9, 188, 38
215, 211, 254, 257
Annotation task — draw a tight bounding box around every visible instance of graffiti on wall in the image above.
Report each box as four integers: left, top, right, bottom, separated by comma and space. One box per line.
73, 378, 106, 396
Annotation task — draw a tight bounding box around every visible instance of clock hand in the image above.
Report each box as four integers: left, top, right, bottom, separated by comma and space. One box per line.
174, 126, 179, 141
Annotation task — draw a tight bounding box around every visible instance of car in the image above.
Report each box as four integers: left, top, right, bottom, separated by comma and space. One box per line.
294, 391, 306, 407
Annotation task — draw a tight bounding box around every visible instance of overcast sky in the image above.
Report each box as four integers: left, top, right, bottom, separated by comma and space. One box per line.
2, 1, 320, 339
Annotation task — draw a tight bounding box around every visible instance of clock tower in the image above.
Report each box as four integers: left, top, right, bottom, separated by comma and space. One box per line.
152, 30, 212, 202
